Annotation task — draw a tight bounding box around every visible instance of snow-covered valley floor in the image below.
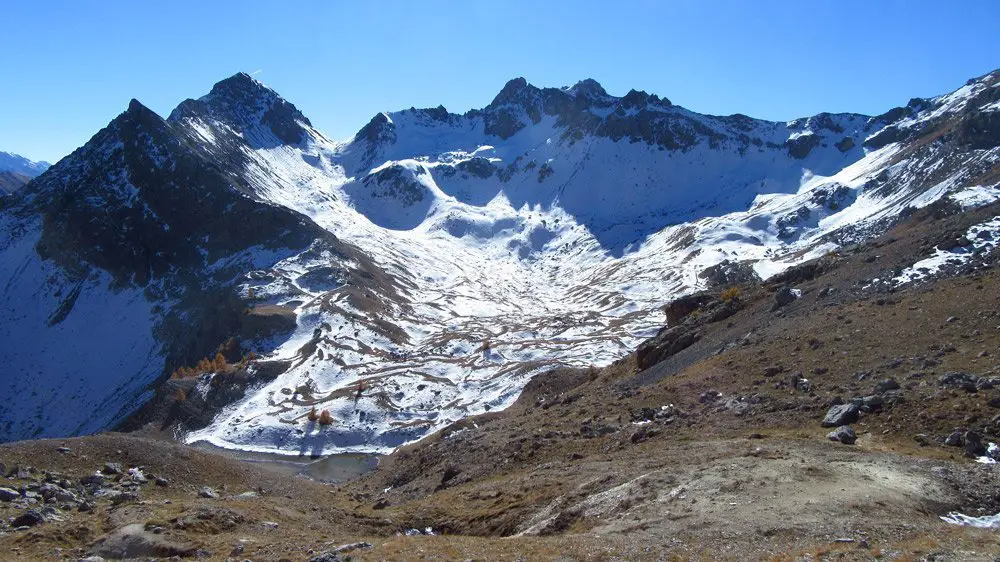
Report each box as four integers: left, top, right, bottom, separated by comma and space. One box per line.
184, 129, 1000, 456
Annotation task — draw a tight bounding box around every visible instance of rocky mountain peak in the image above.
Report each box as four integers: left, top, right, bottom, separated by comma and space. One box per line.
489, 77, 533, 108
168, 72, 312, 146
354, 112, 396, 144
567, 78, 608, 100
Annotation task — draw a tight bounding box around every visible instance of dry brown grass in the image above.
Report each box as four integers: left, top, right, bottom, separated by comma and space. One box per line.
318, 410, 334, 425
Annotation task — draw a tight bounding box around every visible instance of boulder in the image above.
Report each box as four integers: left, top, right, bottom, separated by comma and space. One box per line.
822, 404, 860, 427
964, 431, 986, 458
827, 426, 857, 445
944, 431, 964, 447
772, 287, 799, 311
12, 510, 45, 527
80, 474, 105, 487
0, 487, 19, 501
39, 483, 78, 503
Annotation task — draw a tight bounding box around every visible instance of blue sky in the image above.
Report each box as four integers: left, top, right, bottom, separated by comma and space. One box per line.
2, 0, 999, 163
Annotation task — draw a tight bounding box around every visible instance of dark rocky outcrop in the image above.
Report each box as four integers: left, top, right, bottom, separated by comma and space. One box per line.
786, 133, 821, 159
822, 404, 860, 427
636, 325, 701, 371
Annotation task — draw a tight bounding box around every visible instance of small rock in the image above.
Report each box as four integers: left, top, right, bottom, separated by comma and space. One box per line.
102, 463, 123, 476
699, 390, 722, 403
155, 477, 170, 487
335, 541, 373, 554
822, 403, 860, 427
827, 426, 857, 445
874, 378, 900, 393
56, 447, 72, 454
198, 487, 219, 499
309, 552, 343, 562
946, 316, 958, 323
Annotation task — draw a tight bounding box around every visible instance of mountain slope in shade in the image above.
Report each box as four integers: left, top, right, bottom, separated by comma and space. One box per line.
2, 70, 999, 454
0, 170, 32, 194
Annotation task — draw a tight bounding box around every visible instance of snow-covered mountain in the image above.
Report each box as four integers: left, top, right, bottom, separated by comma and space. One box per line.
0, 151, 50, 194
2, 70, 999, 454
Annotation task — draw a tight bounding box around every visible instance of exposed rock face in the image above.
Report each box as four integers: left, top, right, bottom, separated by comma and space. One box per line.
663, 293, 714, 326
786, 133, 821, 159
636, 325, 701, 371
699, 260, 761, 289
